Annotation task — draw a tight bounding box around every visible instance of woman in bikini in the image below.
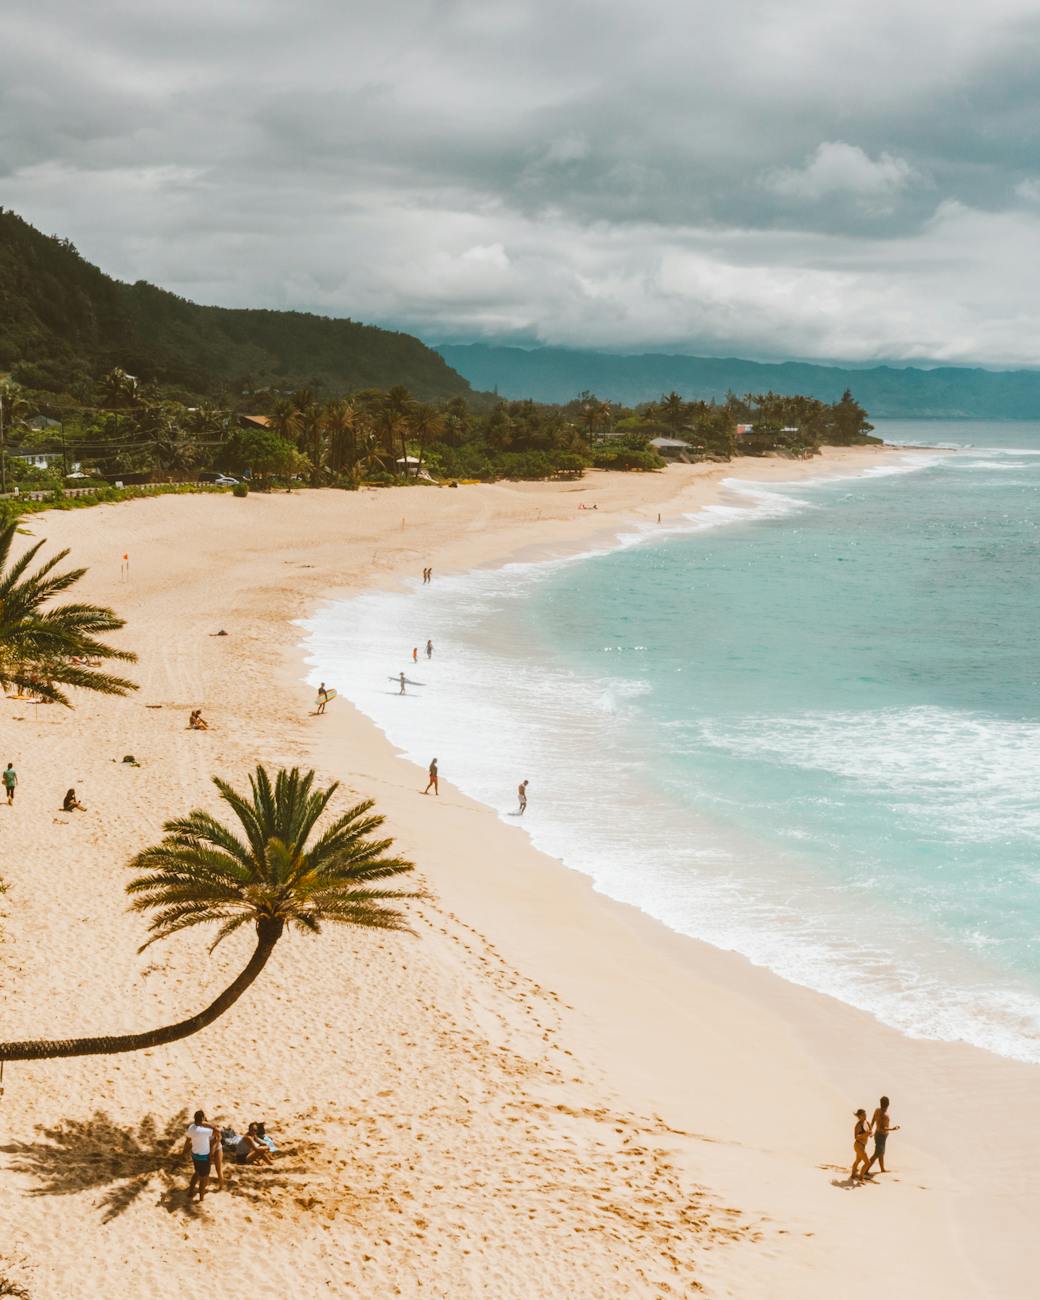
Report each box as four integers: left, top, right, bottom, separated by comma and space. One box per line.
851, 1108, 873, 1181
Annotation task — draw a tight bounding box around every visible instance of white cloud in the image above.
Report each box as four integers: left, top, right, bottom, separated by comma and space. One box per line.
3, 0, 1040, 364
765, 142, 916, 203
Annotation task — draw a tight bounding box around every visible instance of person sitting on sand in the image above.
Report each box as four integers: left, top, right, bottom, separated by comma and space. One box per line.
235, 1122, 274, 1166
62, 788, 86, 812
188, 709, 209, 731
254, 1121, 277, 1153
851, 1108, 873, 1182
863, 1096, 900, 1176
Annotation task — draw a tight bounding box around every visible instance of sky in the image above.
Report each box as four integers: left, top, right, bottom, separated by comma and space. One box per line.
4, 0, 1040, 365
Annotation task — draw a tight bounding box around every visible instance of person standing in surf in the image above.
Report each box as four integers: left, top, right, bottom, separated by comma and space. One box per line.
863, 1097, 900, 1175
398, 672, 407, 695
426, 639, 434, 659
424, 758, 439, 796
412, 646, 418, 664
518, 780, 528, 815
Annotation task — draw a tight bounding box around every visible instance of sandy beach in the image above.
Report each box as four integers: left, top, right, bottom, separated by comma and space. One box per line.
1, 447, 1037, 1299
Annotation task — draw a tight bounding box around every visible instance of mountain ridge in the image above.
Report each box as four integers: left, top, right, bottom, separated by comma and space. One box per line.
437, 343, 1040, 419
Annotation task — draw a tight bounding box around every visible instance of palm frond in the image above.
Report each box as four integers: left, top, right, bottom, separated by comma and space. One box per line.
126, 764, 416, 950
0, 523, 137, 706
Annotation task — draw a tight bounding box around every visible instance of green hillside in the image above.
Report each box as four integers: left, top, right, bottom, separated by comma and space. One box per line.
0, 209, 471, 401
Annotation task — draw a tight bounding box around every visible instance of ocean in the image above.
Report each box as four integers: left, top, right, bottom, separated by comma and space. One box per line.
302, 420, 1040, 1065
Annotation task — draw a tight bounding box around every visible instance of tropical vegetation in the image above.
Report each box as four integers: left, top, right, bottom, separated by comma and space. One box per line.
0, 765, 418, 1061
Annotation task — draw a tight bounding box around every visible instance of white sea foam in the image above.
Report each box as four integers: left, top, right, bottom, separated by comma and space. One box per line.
956, 459, 1034, 470
699, 706, 1040, 846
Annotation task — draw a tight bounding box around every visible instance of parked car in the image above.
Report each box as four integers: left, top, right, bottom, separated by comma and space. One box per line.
199, 472, 240, 486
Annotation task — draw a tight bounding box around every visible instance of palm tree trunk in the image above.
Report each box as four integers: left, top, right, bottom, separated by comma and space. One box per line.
0, 920, 283, 1062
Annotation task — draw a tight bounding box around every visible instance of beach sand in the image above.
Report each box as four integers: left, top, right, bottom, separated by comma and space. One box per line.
1, 448, 1036, 1299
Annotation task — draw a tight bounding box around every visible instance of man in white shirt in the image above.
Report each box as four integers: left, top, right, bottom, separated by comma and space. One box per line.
183, 1109, 216, 1201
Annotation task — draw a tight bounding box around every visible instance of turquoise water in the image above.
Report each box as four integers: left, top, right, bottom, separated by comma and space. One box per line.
304, 421, 1040, 1063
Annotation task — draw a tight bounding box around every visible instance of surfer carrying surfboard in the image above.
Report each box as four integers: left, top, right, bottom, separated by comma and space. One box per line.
317, 682, 330, 714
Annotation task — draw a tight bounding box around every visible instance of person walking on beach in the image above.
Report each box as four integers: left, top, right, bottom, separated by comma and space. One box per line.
316, 682, 329, 715
426, 639, 434, 659
424, 757, 439, 796
3, 762, 17, 805
518, 779, 528, 815
851, 1108, 872, 1182
184, 1110, 217, 1202
864, 1096, 900, 1176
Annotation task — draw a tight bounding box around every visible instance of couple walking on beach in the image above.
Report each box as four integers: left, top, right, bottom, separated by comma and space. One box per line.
851, 1095, 900, 1182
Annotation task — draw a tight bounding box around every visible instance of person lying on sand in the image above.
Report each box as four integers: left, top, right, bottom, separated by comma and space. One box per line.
235, 1123, 274, 1166
62, 788, 86, 812
188, 709, 209, 731
851, 1109, 873, 1182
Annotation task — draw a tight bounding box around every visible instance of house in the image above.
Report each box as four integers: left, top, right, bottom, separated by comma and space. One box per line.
11, 451, 63, 471
649, 436, 693, 462
237, 414, 272, 430
27, 415, 60, 432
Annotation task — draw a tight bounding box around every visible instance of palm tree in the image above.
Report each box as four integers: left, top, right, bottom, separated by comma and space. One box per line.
98, 368, 139, 410
0, 521, 137, 705
407, 404, 444, 477
0, 766, 417, 1062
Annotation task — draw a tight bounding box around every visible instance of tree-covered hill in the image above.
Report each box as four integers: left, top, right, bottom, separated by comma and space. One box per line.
0, 209, 472, 401
439, 343, 1040, 419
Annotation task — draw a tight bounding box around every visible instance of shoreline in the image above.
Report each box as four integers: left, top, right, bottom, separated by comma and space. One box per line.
2, 446, 1036, 1299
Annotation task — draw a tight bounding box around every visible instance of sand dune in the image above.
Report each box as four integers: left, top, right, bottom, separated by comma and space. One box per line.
1, 451, 1035, 1298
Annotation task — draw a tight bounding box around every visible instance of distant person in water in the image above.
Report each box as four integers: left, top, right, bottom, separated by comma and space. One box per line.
412, 647, 418, 663
398, 672, 407, 695
851, 1109, 872, 1182
518, 779, 528, 815
424, 757, 439, 796
426, 639, 433, 659
316, 682, 329, 715
864, 1096, 900, 1175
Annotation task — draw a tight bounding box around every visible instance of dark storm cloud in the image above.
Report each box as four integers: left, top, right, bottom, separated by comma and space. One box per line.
4, 0, 1040, 361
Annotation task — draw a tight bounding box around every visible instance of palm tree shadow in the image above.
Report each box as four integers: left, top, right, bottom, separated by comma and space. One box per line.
2, 1110, 190, 1223
2, 1110, 328, 1222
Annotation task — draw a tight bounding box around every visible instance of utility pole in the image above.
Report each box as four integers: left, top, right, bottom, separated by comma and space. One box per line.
0, 392, 6, 495
61, 421, 68, 477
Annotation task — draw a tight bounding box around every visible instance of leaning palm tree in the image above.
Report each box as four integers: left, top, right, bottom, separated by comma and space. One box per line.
0, 520, 137, 704
0, 766, 417, 1061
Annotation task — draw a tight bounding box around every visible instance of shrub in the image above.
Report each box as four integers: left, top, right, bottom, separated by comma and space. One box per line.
232, 481, 249, 497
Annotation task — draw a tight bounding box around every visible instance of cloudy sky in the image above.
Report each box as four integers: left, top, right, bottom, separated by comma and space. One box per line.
4, 0, 1040, 364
